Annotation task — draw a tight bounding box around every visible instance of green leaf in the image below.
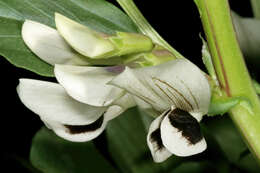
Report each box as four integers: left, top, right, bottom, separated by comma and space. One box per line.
238, 153, 260, 172
106, 107, 184, 173
203, 116, 247, 163
172, 161, 215, 173
208, 97, 240, 116
30, 127, 118, 173
138, 108, 154, 132
0, 0, 138, 76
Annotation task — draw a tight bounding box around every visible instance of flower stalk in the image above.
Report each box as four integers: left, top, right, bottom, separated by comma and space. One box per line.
195, 0, 260, 163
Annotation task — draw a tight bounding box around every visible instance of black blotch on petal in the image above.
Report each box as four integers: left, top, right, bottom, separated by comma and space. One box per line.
150, 128, 164, 151
149, 109, 171, 152
64, 116, 104, 134
168, 108, 203, 145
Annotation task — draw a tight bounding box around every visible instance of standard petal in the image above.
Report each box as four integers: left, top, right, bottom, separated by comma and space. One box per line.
160, 108, 207, 157
147, 111, 172, 163
109, 65, 171, 112
42, 115, 107, 142
55, 13, 115, 58
54, 64, 125, 107
17, 79, 107, 125
22, 20, 88, 65
110, 59, 211, 118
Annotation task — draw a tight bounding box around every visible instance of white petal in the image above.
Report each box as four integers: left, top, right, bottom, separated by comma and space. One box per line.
17, 79, 107, 125
54, 64, 125, 107
134, 97, 159, 118
110, 59, 211, 119
22, 20, 88, 65
160, 109, 207, 157
105, 93, 136, 121
55, 13, 115, 58
112, 93, 136, 110
109, 66, 170, 112
42, 116, 107, 142
43, 94, 135, 142
147, 112, 172, 163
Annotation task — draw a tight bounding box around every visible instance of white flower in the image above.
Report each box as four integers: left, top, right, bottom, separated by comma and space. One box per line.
109, 59, 211, 162
18, 13, 140, 142
22, 13, 153, 65
17, 77, 135, 142
22, 17, 115, 66
19, 12, 209, 157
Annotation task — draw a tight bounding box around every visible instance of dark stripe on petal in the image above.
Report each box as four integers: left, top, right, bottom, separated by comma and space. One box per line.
64, 116, 104, 134
168, 108, 203, 145
149, 109, 170, 151
150, 128, 164, 151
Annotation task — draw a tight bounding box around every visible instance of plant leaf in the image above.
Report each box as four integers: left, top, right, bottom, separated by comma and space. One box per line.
203, 116, 247, 163
238, 153, 260, 172
106, 107, 184, 173
172, 161, 215, 173
30, 127, 118, 173
0, 0, 138, 76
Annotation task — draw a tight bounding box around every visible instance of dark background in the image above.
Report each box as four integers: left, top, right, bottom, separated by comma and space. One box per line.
1, 0, 253, 172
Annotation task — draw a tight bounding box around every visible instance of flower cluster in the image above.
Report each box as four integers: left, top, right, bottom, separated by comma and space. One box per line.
18, 13, 211, 162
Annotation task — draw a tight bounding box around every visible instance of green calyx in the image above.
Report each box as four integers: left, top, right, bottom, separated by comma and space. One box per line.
55, 13, 154, 61
122, 44, 177, 67
54, 13, 177, 67
108, 31, 154, 57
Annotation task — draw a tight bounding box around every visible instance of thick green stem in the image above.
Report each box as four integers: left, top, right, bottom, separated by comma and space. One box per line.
116, 0, 184, 58
195, 0, 260, 163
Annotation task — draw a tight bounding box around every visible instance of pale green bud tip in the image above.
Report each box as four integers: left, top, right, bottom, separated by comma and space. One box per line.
123, 44, 177, 68
55, 13, 154, 60
109, 32, 154, 57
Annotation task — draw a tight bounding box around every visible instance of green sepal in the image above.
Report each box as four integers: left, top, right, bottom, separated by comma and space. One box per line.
200, 35, 219, 85
108, 31, 154, 57
208, 97, 241, 116
201, 36, 214, 76
122, 44, 177, 67
56, 12, 154, 60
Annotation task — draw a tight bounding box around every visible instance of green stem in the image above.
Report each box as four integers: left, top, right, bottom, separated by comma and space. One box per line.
195, 0, 260, 163
115, 0, 184, 58
251, 0, 260, 19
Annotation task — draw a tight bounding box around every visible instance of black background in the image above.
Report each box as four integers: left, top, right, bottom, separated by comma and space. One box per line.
1, 0, 253, 172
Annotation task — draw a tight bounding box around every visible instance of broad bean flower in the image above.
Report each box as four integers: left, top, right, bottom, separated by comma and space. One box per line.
110, 59, 211, 162
17, 12, 211, 162
18, 13, 175, 142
